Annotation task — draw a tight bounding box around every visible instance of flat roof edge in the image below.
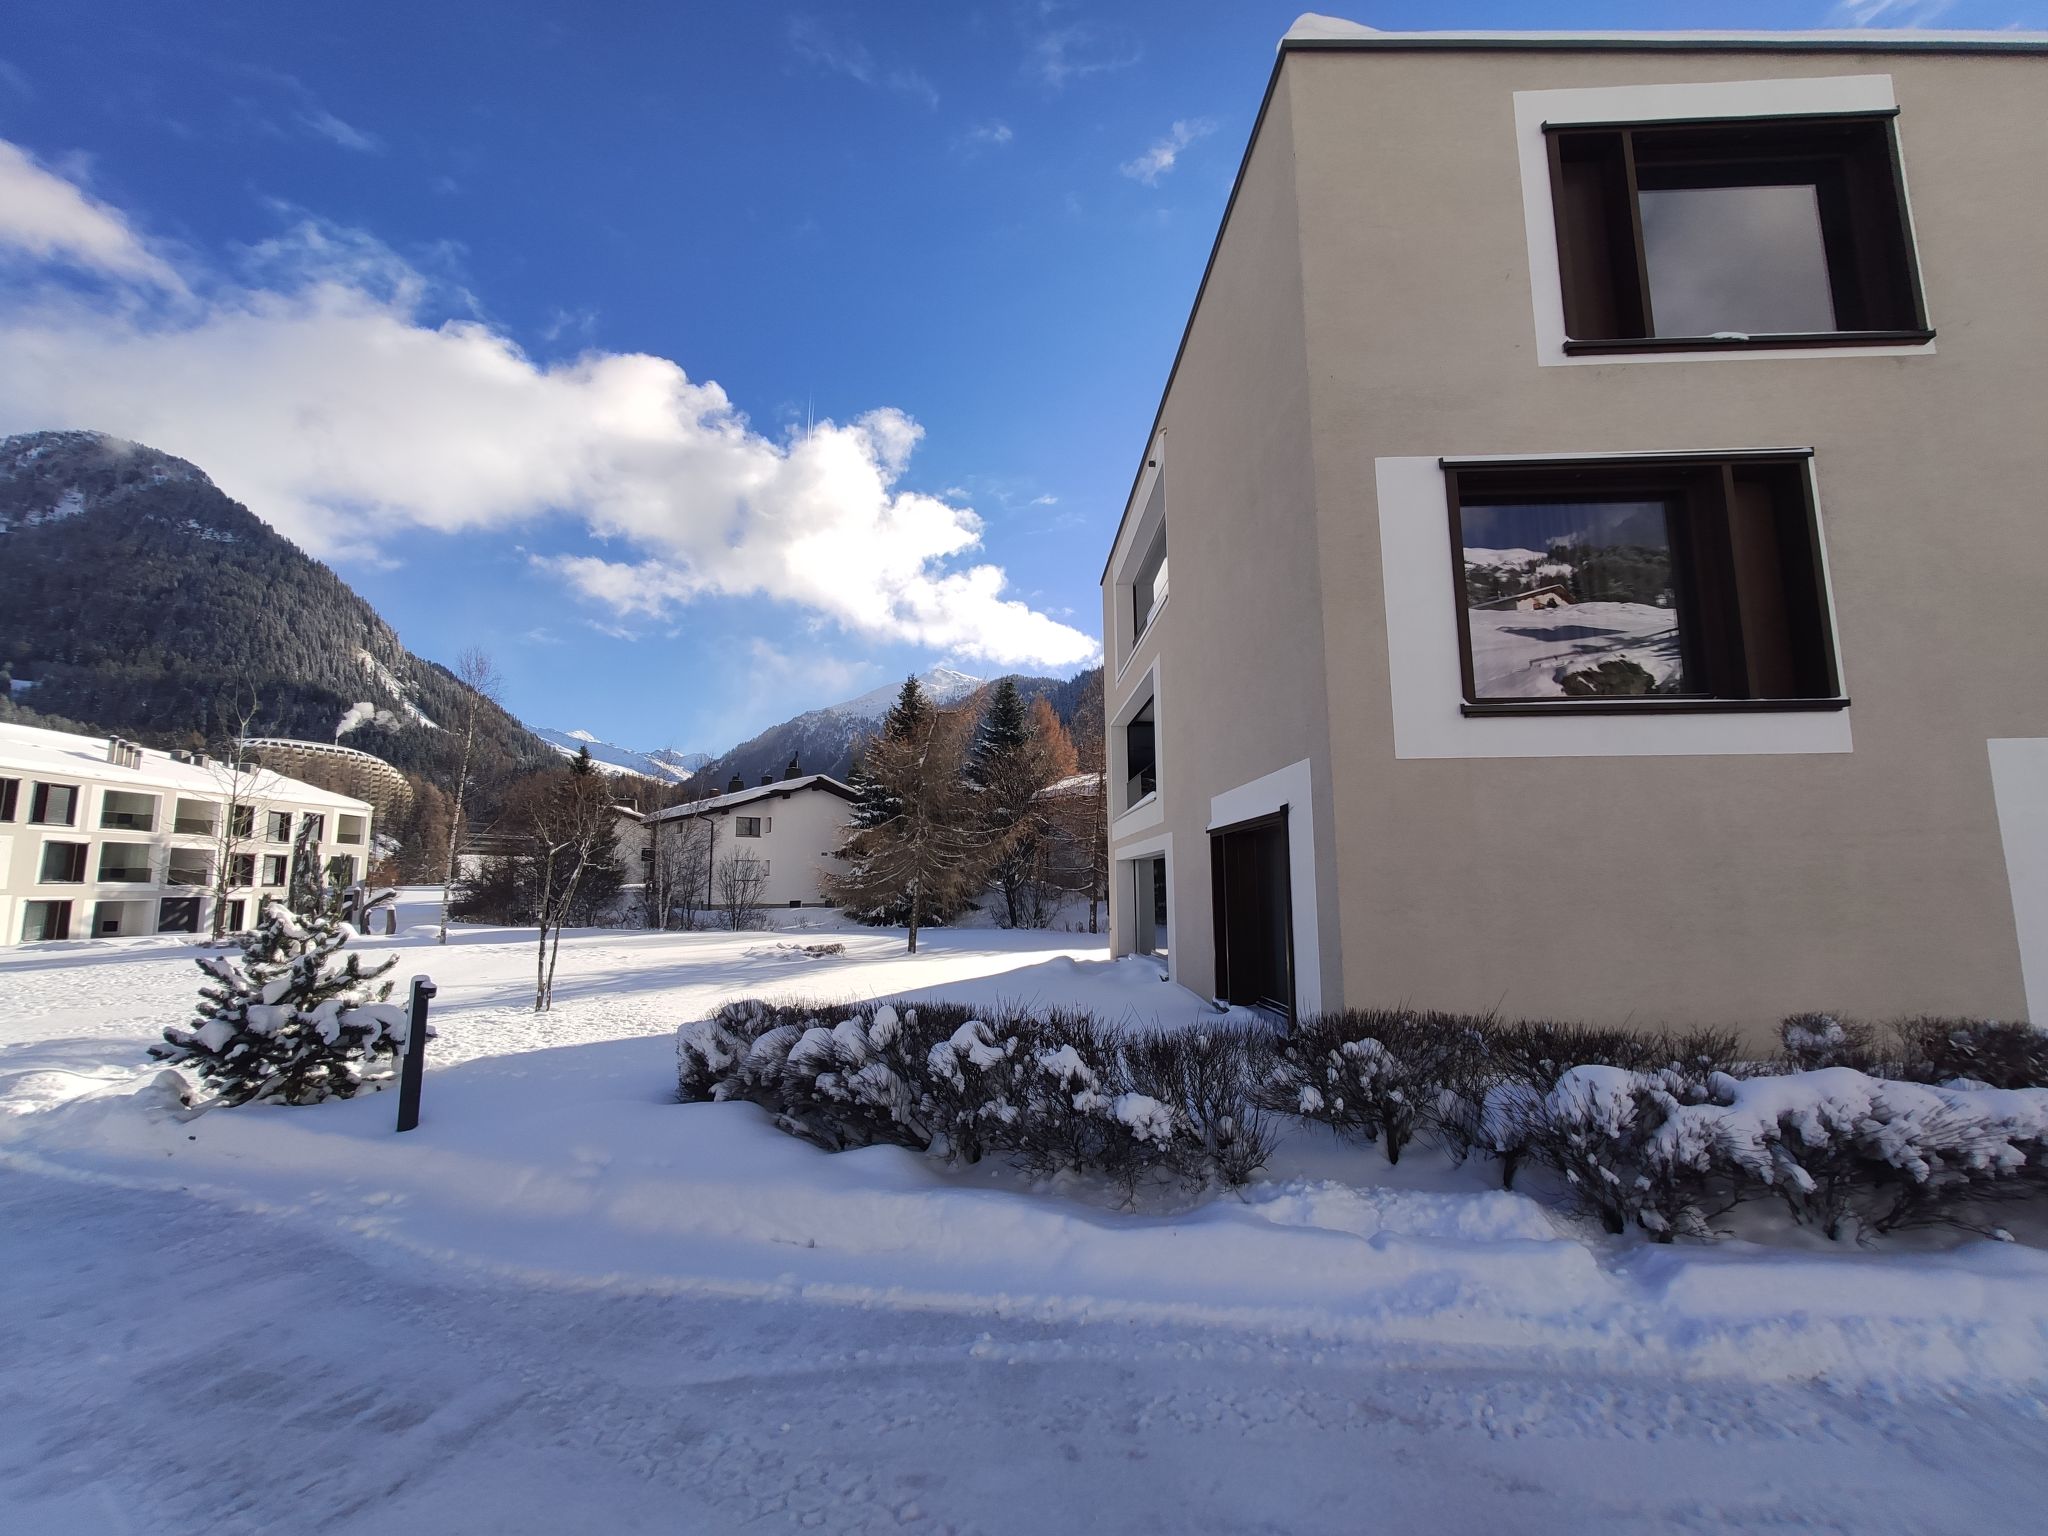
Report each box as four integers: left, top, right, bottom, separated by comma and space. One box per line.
1281, 31, 2048, 57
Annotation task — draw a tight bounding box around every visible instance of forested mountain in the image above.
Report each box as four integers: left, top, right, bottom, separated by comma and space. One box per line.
690, 663, 1102, 791
0, 430, 547, 797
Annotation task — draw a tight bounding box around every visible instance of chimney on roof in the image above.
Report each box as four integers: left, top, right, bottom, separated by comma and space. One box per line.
105, 737, 141, 769
727, 774, 744, 794
759, 772, 774, 787
783, 755, 799, 781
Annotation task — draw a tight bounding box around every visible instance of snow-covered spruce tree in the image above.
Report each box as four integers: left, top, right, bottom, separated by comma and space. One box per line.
152, 899, 405, 1106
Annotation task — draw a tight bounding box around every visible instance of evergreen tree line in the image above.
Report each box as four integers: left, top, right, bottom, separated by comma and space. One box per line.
826, 675, 1108, 951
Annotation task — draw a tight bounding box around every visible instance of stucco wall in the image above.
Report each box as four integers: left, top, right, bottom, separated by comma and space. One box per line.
1279, 46, 2048, 1034
1104, 71, 1345, 1011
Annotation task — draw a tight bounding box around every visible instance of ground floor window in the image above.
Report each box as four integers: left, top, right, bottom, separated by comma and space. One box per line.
156, 897, 200, 934
22, 899, 72, 942
1445, 453, 1840, 709
1210, 812, 1293, 1018
221, 899, 246, 931
1130, 854, 1169, 957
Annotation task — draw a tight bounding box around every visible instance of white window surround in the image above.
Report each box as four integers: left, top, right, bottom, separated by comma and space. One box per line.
1111, 440, 1167, 687
1206, 758, 1322, 1017
1989, 738, 2048, 1026
1514, 74, 1933, 367
1373, 454, 1853, 760
1110, 657, 1165, 838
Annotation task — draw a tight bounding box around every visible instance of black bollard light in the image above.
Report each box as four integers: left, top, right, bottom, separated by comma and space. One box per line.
396, 975, 435, 1133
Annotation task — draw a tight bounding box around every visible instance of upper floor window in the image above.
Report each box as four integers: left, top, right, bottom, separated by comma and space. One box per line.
734, 816, 763, 838
1131, 524, 1168, 645
1546, 113, 1928, 353
266, 810, 292, 843
0, 777, 18, 822
1123, 700, 1157, 810
1445, 453, 1841, 712
40, 840, 88, 883
29, 782, 78, 826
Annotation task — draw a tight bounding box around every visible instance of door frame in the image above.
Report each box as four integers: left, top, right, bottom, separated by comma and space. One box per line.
1209, 806, 1297, 1020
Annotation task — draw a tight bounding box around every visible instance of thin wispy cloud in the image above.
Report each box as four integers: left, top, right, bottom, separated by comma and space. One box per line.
1120, 119, 1216, 186
0, 138, 1098, 671
787, 15, 939, 108
231, 65, 384, 152
956, 121, 1015, 155
0, 58, 32, 100
1826, 0, 1957, 22
1025, 20, 1141, 88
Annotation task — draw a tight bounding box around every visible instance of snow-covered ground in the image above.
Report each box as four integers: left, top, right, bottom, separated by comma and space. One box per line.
5, 893, 2047, 1533
1467, 601, 1686, 697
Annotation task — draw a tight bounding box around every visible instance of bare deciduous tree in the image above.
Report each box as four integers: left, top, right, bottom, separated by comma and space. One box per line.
503, 767, 618, 1011
440, 648, 502, 945
644, 812, 713, 930
715, 850, 770, 931
204, 686, 266, 939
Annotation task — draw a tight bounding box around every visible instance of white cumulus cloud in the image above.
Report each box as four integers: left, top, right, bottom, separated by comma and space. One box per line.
0, 139, 1097, 671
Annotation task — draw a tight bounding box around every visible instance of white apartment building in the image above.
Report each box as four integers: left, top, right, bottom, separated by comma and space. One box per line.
641, 771, 859, 912
0, 721, 374, 944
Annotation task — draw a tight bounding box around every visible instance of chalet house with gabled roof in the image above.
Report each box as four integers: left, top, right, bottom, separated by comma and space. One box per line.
638, 770, 859, 911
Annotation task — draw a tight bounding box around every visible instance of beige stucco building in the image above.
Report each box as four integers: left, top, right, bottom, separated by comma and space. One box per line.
0, 721, 374, 944
1101, 22, 2048, 1039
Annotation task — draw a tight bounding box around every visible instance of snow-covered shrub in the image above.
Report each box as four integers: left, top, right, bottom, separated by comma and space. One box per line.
152, 900, 404, 1107
1265, 1010, 1493, 1166
1657, 1068, 2048, 1239
1485, 1063, 1739, 1239
1117, 1027, 1282, 1189
675, 998, 1280, 1196
1893, 1015, 2048, 1091
1477, 1021, 1741, 1190
1779, 1013, 1884, 1073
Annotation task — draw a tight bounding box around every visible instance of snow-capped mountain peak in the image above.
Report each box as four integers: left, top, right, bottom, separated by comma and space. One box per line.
531, 727, 705, 783
830, 665, 985, 723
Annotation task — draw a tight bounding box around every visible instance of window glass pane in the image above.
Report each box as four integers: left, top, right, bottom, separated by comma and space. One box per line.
1461, 500, 1688, 699
1639, 183, 1837, 337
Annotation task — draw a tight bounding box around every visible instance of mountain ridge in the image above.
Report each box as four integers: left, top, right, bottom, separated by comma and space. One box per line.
0, 429, 547, 800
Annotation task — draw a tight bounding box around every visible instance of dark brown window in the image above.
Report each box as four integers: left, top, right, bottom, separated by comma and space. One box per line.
29, 782, 77, 825
266, 810, 292, 843
1444, 453, 1843, 714
1546, 113, 1929, 352
0, 777, 18, 821
735, 816, 762, 838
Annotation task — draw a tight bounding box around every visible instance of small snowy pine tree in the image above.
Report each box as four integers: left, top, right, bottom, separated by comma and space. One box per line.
152, 899, 407, 1106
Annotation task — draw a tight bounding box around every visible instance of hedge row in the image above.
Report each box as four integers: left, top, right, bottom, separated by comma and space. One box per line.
677, 1002, 2048, 1241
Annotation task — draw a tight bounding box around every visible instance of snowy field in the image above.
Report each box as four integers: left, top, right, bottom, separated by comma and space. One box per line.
1468, 601, 1686, 697
5, 892, 2048, 1534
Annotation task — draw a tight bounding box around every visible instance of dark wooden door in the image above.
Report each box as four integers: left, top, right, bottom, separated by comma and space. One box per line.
1210, 812, 1294, 1017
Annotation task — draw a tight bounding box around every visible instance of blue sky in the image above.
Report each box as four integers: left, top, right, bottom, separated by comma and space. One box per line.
0, 1, 2038, 753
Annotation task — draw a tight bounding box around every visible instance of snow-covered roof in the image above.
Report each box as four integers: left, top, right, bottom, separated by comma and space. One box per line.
644, 773, 858, 823
1283, 15, 2048, 50
0, 720, 372, 813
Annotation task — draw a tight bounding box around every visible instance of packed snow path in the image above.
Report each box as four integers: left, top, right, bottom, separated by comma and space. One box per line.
6, 1171, 2046, 1536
